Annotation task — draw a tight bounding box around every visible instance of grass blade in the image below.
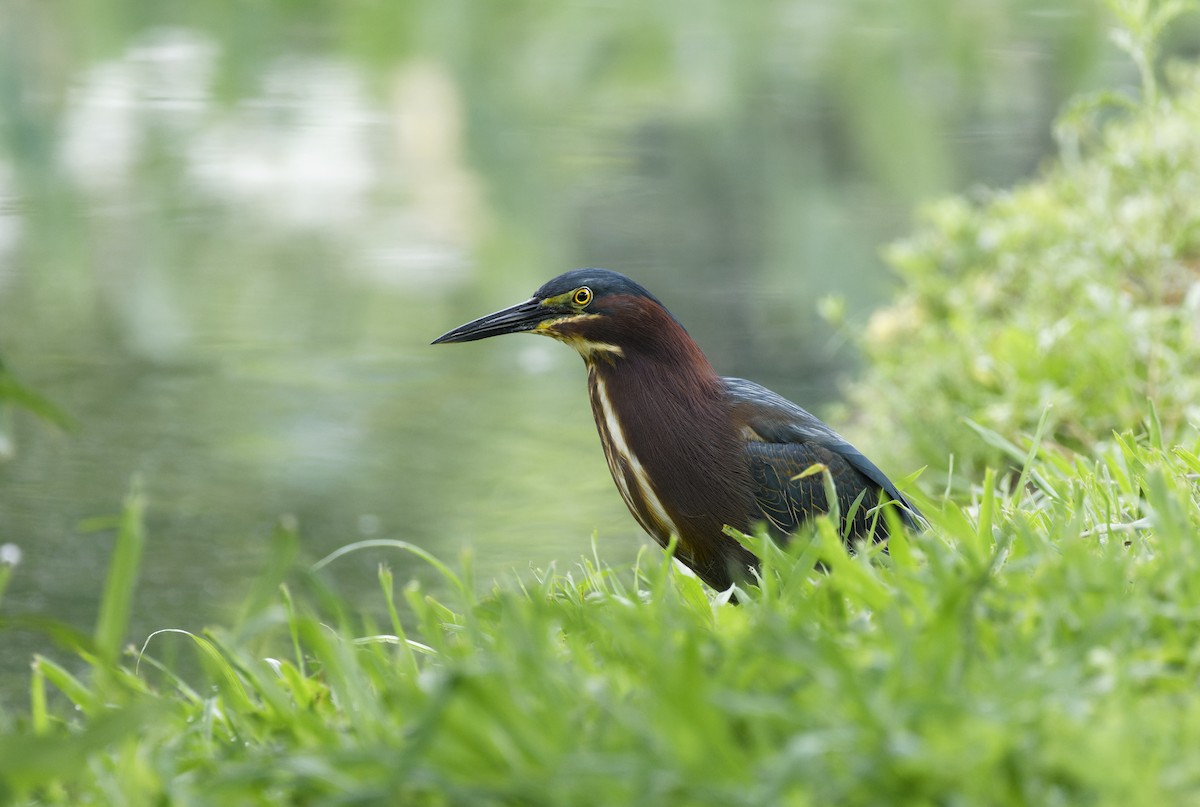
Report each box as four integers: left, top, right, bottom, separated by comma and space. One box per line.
94, 481, 147, 666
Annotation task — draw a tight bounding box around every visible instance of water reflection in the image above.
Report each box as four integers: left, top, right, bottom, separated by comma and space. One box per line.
0, 2, 1150, 702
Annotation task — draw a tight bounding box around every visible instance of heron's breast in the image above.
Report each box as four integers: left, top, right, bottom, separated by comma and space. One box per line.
586, 368, 686, 554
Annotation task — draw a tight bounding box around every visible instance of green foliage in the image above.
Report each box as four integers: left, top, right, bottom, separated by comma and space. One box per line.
849, 26, 1200, 479
0, 356, 71, 468
3, 422, 1200, 804
0, 360, 71, 431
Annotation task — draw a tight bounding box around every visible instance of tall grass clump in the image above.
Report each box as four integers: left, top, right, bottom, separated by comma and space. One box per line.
3, 420, 1200, 804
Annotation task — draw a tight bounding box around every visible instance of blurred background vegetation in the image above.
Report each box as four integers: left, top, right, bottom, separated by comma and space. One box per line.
2, 0, 1199, 703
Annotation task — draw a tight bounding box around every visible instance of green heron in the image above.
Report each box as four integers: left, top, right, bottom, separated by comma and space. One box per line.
433, 269, 921, 591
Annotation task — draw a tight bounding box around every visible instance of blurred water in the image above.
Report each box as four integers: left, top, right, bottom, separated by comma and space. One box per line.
0, 1, 1158, 703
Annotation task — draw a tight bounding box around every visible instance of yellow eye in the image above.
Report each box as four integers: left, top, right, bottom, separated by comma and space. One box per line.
573, 287, 593, 307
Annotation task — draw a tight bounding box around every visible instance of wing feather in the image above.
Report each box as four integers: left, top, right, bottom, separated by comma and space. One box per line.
724, 377, 922, 535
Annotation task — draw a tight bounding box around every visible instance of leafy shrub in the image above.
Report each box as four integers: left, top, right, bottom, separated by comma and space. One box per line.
850, 61, 1200, 479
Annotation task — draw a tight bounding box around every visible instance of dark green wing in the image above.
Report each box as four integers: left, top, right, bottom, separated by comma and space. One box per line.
723, 377, 922, 537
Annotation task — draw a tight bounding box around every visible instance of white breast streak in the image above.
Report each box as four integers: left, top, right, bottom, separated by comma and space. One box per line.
593, 375, 681, 540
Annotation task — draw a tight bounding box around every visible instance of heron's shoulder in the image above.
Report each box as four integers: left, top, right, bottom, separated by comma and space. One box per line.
721, 377, 838, 444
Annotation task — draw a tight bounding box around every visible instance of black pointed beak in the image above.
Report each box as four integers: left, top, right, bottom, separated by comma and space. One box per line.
431, 298, 546, 345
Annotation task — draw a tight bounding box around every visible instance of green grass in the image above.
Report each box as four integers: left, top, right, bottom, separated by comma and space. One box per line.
2, 416, 1200, 805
